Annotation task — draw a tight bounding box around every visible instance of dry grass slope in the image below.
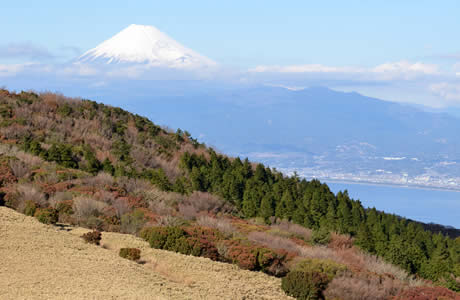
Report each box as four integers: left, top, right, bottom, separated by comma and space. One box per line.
0, 207, 291, 300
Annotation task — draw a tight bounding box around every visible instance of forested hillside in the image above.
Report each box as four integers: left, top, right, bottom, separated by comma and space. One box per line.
0, 89, 458, 298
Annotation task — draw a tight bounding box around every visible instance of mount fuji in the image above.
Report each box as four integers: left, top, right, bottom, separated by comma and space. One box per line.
76, 24, 216, 69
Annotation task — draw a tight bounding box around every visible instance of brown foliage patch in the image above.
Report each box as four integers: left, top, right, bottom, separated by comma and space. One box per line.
329, 232, 354, 249
324, 272, 405, 300
393, 286, 460, 300
81, 230, 102, 245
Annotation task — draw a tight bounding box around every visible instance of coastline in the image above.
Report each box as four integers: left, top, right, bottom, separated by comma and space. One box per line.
305, 177, 460, 193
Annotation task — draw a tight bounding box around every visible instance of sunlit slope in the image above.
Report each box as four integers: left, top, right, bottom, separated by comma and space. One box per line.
0, 207, 291, 300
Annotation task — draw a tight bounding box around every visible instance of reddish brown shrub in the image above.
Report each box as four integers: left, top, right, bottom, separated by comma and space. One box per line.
218, 239, 288, 275
81, 230, 102, 245
221, 239, 259, 270
183, 226, 221, 260
393, 286, 460, 300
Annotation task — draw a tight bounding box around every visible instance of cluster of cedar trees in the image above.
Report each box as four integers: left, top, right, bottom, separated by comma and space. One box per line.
7, 91, 459, 290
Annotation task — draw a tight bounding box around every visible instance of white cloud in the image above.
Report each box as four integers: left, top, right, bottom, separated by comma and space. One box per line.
372, 61, 439, 79
249, 64, 364, 74
59, 63, 99, 76
0, 42, 55, 60
0, 62, 37, 77
429, 82, 460, 101
249, 60, 440, 80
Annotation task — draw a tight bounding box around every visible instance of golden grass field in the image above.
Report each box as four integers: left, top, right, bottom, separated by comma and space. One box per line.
0, 207, 292, 299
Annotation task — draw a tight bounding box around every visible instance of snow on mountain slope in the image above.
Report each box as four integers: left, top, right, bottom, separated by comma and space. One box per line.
77, 24, 216, 69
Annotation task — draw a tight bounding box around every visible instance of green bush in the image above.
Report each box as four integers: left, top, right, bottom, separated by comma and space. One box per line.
34, 207, 58, 224
119, 248, 141, 261
140, 226, 184, 249
311, 228, 331, 245
140, 226, 221, 259
55, 201, 74, 215
24, 200, 37, 216
293, 258, 347, 281
281, 270, 329, 300
0, 192, 5, 206
257, 247, 289, 277
86, 216, 105, 231
163, 227, 189, 252
81, 230, 102, 245
120, 209, 146, 234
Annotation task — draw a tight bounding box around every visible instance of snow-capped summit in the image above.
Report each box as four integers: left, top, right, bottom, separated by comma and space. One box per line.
77, 24, 216, 69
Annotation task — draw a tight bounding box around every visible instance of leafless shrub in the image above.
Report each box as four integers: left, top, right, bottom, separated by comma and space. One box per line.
131, 146, 158, 168
0, 124, 31, 139
113, 198, 131, 219
72, 197, 107, 221
197, 216, 237, 237
82, 172, 114, 187
32, 115, 55, 131
95, 190, 116, 204
324, 272, 404, 300
117, 177, 151, 195
0, 144, 17, 155
298, 245, 344, 262
358, 251, 410, 281
16, 151, 43, 167
270, 220, 312, 241
144, 188, 181, 215
155, 159, 181, 181
178, 203, 200, 220
81, 131, 112, 153
248, 231, 301, 254
150, 200, 175, 216
181, 191, 234, 215
14, 106, 32, 120
131, 146, 151, 167
14, 184, 47, 212
216, 240, 231, 258
156, 215, 186, 227
329, 232, 354, 249
35, 169, 60, 185
9, 160, 29, 178
125, 124, 138, 145
298, 245, 411, 282
48, 191, 73, 208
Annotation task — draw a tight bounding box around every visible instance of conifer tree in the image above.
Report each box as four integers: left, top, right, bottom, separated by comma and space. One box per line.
102, 158, 115, 175
260, 193, 274, 222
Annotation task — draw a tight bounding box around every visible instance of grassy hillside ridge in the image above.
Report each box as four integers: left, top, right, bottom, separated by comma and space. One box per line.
0, 89, 459, 298
0, 206, 290, 300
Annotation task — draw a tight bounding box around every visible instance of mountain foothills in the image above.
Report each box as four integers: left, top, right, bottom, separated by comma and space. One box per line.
104, 85, 460, 192
0, 89, 459, 299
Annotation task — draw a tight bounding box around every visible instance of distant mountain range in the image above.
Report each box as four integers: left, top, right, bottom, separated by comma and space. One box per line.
88, 82, 460, 190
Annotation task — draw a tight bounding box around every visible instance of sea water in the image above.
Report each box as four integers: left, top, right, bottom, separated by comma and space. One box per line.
326, 181, 460, 229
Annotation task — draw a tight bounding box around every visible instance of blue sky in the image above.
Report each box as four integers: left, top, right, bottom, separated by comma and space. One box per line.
1, 0, 460, 107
